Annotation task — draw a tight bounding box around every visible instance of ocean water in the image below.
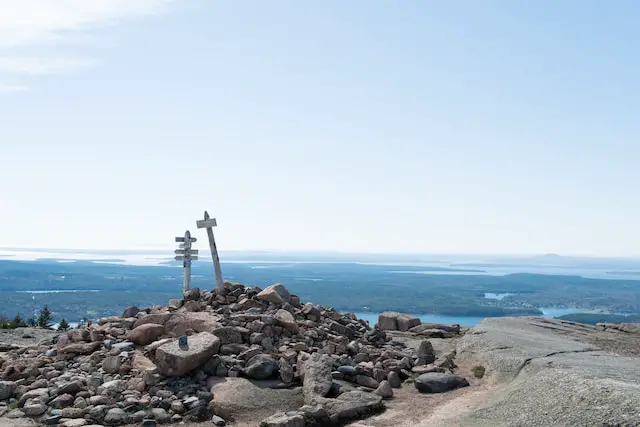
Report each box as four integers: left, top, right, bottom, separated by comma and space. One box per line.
350, 307, 609, 328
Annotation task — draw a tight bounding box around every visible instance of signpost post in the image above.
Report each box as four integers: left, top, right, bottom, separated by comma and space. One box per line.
175, 230, 198, 292
196, 211, 224, 290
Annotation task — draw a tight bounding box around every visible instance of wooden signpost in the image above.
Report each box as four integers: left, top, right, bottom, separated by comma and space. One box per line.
175, 230, 198, 292
196, 211, 224, 290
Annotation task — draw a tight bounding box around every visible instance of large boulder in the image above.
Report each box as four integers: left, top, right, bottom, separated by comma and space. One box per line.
302, 353, 333, 403
377, 312, 399, 330
244, 354, 280, 380
155, 332, 221, 376
163, 312, 221, 337
209, 377, 303, 423
377, 312, 421, 331
397, 314, 421, 331
274, 310, 299, 334
414, 372, 469, 393
126, 324, 165, 346
257, 284, 291, 304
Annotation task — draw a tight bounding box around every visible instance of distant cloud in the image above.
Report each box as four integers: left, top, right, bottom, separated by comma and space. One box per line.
0, 57, 99, 75
0, 0, 175, 93
0, 84, 29, 94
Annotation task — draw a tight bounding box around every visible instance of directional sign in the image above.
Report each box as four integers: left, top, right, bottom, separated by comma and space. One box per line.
196, 217, 217, 229
175, 249, 199, 255
175, 236, 198, 243
175, 255, 199, 261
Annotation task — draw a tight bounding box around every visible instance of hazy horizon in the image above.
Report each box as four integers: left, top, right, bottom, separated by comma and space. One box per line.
1, 1, 639, 257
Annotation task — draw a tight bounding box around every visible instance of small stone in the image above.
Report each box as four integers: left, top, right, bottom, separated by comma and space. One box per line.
74, 396, 88, 409
104, 407, 128, 424
151, 408, 170, 423
61, 407, 86, 418
23, 401, 47, 416
338, 366, 357, 375
44, 415, 63, 425
140, 420, 157, 427
211, 414, 226, 426
244, 354, 280, 380
356, 374, 379, 389
63, 420, 89, 427
0, 380, 17, 400
102, 355, 121, 374
417, 340, 436, 365
387, 371, 402, 388
279, 358, 294, 383
59, 380, 84, 395
50, 393, 75, 408
170, 400, 185, 413
123, 306, 140, 317
374, 380, 393, 399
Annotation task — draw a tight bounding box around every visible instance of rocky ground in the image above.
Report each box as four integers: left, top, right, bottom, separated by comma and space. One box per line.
0, 283, 471, 427
2, 283, 639, 427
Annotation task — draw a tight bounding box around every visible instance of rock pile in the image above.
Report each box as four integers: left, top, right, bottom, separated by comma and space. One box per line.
0, 282, 466, 427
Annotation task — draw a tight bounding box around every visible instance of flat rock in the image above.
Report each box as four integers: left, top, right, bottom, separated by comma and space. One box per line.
58, 342, 101, 356
317, 390, 383, 422
155, 332, 220, 376
209, 377, 303, 424
414, 372, 469, 393
259, 411, 304, 427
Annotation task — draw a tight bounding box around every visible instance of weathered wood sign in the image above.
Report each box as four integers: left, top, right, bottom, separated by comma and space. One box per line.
175, 230, 197, 291
196, 210, 224, 290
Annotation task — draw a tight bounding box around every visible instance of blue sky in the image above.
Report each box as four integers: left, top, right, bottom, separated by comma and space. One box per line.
1, 1, 639, 256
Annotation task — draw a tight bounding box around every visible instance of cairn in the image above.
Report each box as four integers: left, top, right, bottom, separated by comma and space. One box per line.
0, 282, 467, 426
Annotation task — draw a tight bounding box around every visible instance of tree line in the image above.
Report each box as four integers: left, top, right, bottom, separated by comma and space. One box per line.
0, 305, 70, 331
